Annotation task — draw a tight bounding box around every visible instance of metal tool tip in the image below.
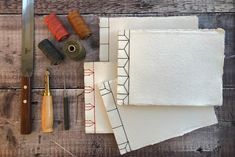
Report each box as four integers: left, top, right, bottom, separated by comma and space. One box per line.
45, 68, 50, 75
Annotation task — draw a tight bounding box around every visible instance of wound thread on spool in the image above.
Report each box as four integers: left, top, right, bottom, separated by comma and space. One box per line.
38, 39, 64, 65
63, 40, 86, 61
67, 10, 91, 39
44, 13, 69, 41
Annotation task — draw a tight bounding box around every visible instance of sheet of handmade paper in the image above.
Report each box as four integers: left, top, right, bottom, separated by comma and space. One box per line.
117, 29, 224, 106
84, 62, 116, 133
99, 16, 198, 62
99, 80, 218, 154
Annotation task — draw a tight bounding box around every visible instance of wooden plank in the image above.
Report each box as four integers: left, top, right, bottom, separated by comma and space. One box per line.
0, 0, 234, 14
1, 87, 234, 126
216, 88, 235, 122
198, 13, 235, 57
0, 87, 235, 156
0, 13, 234, 89
0, 89, 84, 131
0, 9, 235, 157
0, 120, 234, 156
0, 88, 119, 157
0, 15, 99, 89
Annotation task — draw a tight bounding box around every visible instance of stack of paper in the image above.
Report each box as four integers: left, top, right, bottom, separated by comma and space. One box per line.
84, 16, 224, 155
117, 29, 224, 106
99, 16, 199, 62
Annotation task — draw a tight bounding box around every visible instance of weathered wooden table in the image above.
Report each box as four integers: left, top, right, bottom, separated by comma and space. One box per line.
0, 1, 234, 157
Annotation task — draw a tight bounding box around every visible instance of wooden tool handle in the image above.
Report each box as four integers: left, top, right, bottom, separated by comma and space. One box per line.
41, 95, 53, 133
21, 76, 32, 134
63, 97, 69, 130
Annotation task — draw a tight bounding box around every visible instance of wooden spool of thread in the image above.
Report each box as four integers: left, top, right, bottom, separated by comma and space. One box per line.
44, 13, 69, 41
67, 10, 91, 39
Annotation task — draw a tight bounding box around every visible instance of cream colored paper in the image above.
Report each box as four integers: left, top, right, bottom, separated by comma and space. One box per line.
89, 16, 216, 134
99, 80, 218, 154
99, 16, 199, 62
117, 29, 225, 106
84, 62, 116, 133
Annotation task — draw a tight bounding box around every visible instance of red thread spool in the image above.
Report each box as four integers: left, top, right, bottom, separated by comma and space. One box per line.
44, 13, 69, 41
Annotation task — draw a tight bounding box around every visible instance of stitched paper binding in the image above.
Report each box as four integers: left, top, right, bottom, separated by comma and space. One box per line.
117, 30, 130, 105
84, 62, 96, 133
99, 18, 110, 61
99, 81, 131, 154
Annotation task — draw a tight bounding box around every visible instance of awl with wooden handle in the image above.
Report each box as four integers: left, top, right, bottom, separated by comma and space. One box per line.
41, 69, 54, 133
21, 0, 34, 134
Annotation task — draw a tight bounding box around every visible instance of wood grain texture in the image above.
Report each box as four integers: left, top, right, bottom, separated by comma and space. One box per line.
0, 13, 234, 89
0, 2, 234, 157
198, 13, 235, 88
0, 0, 234, 14
20, 76, 32, 134
0, 15, 99, 89
0, 88, 234, 157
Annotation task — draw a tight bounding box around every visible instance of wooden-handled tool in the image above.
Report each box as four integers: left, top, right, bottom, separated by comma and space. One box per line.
21, 0, 34, 134
41, 69, 53, 133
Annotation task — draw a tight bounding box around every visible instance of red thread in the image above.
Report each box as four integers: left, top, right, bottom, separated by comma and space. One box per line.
84, 63, 96, 133
93, 62, 96, 133
85, 103, 95, 111
84, 86, 94, 93
44, 13, 69, 41
84, 69, 94, 76
85, 120, 95, 127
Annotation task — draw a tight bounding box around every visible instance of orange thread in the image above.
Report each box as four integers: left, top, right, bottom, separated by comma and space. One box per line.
67, 10, 91, 39
44, 13, 69, 41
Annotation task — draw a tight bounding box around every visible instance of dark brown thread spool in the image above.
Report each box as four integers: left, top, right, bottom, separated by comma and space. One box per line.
67, 10, 92, 39
38, 39, 64, 65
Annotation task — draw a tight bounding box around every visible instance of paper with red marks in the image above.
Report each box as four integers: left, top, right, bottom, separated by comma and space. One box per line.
84, 62, 116, 133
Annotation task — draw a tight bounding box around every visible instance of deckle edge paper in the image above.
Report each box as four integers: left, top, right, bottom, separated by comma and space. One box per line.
84, 62, 116, 133
98, 80, 218, 155
84, 62, 96, 133
99, 81, 132, 154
